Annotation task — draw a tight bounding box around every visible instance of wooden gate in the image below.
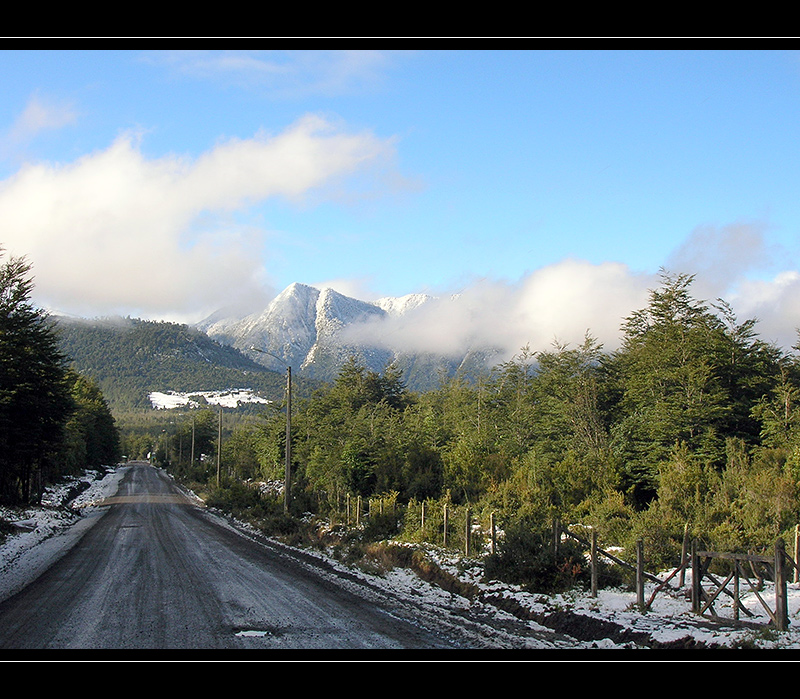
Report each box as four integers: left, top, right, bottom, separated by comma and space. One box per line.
691, 539, 794, 631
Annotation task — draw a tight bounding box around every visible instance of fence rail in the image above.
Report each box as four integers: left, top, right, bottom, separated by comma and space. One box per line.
330, 491, 798, 631
691, 540, 795, 631
562, 520, 797, 631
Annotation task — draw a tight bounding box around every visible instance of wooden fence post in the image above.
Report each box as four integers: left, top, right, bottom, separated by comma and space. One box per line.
636, 539, 645, 612
591, 528, 598, 598
691, 539, 701, 614
775, 538, 788, 632
465, 507, 471, 556
553, 518, 560, 557
679, 522, 689, 587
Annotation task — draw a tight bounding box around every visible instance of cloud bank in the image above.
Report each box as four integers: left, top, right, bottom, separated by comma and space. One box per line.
339, 222, 800, 359
666, 221, 800, 350
339, 259, 655, 359
0, 113, 397, 320
1, 93, 797, 357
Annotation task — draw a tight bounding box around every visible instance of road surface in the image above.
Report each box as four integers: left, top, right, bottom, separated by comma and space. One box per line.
0, 462, 465, 651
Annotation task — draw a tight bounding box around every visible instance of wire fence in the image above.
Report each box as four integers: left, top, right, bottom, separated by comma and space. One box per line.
324, 489, 799, 631
335, 493, 496, 557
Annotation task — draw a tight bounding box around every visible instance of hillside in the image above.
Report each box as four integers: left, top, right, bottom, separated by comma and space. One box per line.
53, 282, 502, 415
54, 316, 290, 412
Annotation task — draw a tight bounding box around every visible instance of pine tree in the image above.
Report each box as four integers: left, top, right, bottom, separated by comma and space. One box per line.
608, 272, 725, 505
0, 250, 73, 503
608, 270, 776, 507
64, 371, 121, 471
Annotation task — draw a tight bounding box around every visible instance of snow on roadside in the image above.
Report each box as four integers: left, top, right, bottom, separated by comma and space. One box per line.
412, 543, 800, 649
4, 465, 800, 650
0, 466, 129, 603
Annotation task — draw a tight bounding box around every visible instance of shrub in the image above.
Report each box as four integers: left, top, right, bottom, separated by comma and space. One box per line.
205, 479, 263, 517
484, 518, 591, 593
361, 510, 401, 542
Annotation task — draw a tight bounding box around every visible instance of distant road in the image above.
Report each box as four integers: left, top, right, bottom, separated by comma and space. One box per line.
0, 462, 460, 652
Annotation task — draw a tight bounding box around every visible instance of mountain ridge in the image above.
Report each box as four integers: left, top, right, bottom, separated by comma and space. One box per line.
196, 282, 499, 389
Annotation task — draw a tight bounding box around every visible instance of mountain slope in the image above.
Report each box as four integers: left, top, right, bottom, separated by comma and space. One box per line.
198, 283, 501, 389
55, 316, 289, 412
198, 283, 393, 377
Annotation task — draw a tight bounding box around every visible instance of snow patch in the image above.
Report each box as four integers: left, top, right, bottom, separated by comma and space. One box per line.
149, 389, 271, 410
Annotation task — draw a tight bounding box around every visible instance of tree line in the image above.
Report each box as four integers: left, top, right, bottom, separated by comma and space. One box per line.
11, 234, 799, 576
158, 270, 800, 568
0, 250, 120, 505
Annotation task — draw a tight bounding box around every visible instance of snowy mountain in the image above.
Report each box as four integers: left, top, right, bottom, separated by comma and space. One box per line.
197, 283, 498, 389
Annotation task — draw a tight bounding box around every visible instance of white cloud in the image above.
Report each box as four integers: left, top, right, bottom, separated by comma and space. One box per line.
665, 220, 800, 349
147, 50, 394, 98
338, 224, 800, 360
665, 221, 776, 298
0, 114, 399, 320
1, 94, 78, 158
730, 271, 800, 349
342, 259, 656, 359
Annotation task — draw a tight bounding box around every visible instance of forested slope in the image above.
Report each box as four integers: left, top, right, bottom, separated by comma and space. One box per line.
1, 251, 120, 504
55, 317, 289, 411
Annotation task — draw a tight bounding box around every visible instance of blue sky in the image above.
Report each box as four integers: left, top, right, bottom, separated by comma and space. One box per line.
2, 48, 800, 353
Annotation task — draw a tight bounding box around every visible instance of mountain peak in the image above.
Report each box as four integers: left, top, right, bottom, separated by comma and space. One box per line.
281, 281, 320, 299
374, 292, 434, 316
198, 282, 487, 388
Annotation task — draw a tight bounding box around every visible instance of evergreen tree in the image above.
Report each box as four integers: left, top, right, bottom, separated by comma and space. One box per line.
0, 250, 73, 503
609, 272, 730, 505
489, 345, 539, 459
63, 371, 121, 471
530, 334, 609, 461
608, 271, 778, 507
752, 337, 800, 472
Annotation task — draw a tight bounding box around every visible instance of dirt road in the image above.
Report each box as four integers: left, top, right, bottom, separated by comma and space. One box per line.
0, 463, 461, 651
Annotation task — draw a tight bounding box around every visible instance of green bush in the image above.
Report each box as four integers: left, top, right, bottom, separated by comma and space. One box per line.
484, 518, 592, 593
205, 479, 262, 515
361, 510, 401, 541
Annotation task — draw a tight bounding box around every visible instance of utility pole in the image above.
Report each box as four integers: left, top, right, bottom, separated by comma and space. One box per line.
284, 366, 292, 512
217, 407, 222, 487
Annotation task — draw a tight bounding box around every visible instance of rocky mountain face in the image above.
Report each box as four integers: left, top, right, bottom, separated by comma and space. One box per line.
197, 283, 498, 390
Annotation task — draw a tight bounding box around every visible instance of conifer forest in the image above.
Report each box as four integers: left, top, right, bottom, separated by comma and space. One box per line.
5, 244, 800, 585
139, 271, 800, 576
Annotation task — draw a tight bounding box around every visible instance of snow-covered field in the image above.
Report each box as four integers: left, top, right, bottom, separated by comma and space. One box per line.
3, 465, 800, 652
148, 389, 271, 410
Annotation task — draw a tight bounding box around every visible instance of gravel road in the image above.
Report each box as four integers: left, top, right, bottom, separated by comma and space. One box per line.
0, 463, 565, 653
